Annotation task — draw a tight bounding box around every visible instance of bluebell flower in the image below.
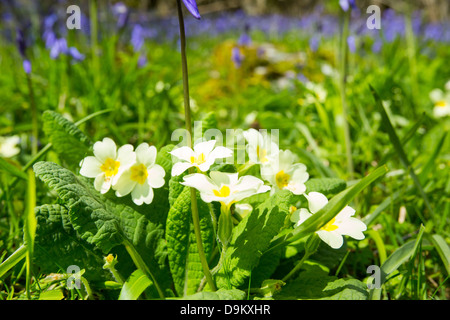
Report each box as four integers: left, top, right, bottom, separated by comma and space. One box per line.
339, 0, 356, 12
111, 2, 129, 29
347, 35, 356, 53
232, 46, 244, 68
23, 59, 32, 74
182, 0, 201, 20
16, 29, 32, 74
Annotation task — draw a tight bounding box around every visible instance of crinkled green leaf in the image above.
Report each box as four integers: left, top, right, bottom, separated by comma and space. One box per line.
33, 161, 173, 297
274, 264, 368, 300
215, 190, 292, 289
42, 110, 92, 166
179, 288, 246, 300
166, 184, 214, 296
34, 204, 110, 282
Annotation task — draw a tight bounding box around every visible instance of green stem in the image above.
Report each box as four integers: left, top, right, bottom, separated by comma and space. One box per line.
26, 74, 38, 156
281, 234, 320, 282
339, 9, 354, 179
89, 0, 99, 88
176, 0, 217, 292
123, 239, 165, 299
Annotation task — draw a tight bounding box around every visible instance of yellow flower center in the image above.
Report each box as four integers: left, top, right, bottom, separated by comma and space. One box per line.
257, 145, 268, 163
435, 100, 447, 108
321, 217, 339, 232
213, 185, 231, 198
100, 158, 120, 177
275, 170, 290, 189
105, 254, 114, 264
130, 163, 148, 185
190, 153, 206, 165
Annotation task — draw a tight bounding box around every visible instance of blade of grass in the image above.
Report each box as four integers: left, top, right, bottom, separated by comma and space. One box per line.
0, 244, 27, 279
118, 269, 153, 300
370, 85, 433, 221
24, 168, 37, 300
427, 234, 450, 276
418, 132, 447, 185
0, 158, 28, 180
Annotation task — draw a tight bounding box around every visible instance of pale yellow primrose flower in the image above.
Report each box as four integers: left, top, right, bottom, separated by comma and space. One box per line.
181, 171, 270, 208
429, 88, 450, 118
169, 140, 233, 176
112, 143, 165, 206
80, 138, 136, 194
292, 192, 367, 249
0, 135, 21, 158
243, 128, 279, 164
260, 149, 309, 195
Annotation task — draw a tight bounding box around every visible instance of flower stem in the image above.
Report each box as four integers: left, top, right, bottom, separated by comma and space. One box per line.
176, 0, 217, 292
26, 73, 38, 156
339, 9, 354, 179
281, 234, 320, 282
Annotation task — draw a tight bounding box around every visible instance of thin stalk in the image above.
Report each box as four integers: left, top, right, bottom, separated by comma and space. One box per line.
339, 9, 354, 179
123, 238, 165, 299
89, 0, 99, 88
176, 0, 217, 292
404, 9, 418, 118
26, 74, 38, 156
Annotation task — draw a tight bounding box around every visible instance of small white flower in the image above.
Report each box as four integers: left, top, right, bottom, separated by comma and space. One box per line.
112, 143, 166, 205
169, 140, 233, 176
260, 149, 309, 195
292, 192, 367, 249
80, 137, 136, 194
243, 128, 279, 165
181, 171, 270, 208
0, 135, 21, 158
430, 88, 450, 118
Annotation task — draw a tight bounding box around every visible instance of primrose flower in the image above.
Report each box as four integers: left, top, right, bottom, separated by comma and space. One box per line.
80, 138, 136, 194
292, 192, 367, 249
429, 87, 450, 118
0, 135, 21, 158
261, 149, 309, 195
181, 171, 270, 208
113, 143, 166, 205
182, 0, 201, 20
169, 140, 233, 176
243, 128, 279, 165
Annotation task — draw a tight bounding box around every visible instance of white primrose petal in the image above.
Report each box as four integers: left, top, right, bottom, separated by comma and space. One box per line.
337, 218, 367, 240
306, 192, 328, 214
94, 173, 112, 194
136, 143, 157, 167
181, 173, 217, 194
197, 160, 215, 172
117, 144, 136, 167
336, 206, 356, 221
317, 230, 344, 249
210, 171, 238, 187
93, 138, 117, 163
243, 128, 263, 146
285, 182, 306, 195
169, 146, 196, 163
171, 162, 194, 176
147, 165, 165, 189
295, 208, 312, 226
193, 140, 216, 157
113, 169, 137, 197
131, 182, 154, 206
80, 156, 103, 178
208, 146, 233, 160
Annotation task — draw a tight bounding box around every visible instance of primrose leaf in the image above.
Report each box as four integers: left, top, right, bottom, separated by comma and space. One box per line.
166, 182, 214, 296
33, 204, 110, 282
179, 288, 246, 300
33, 161, 173, 297
215, 190, 292, 289
42, 110, 92, 167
